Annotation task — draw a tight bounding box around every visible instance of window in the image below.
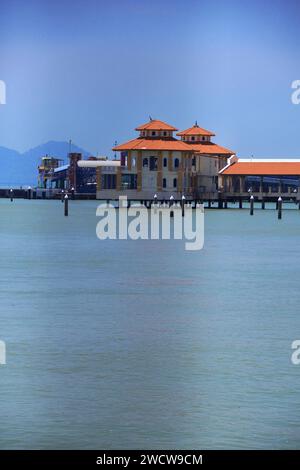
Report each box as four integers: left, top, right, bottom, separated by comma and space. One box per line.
191, 136, 195, 141
143, 158, 148, 167
152, 131, 156, 136
163, 131, 167, 136
149, 156, 158, 171
102, 174, 116, 190
174, 158, 179, 168
163, 158, 167, 167
121, 174, 137, 190
163, 178, 167, 188
173, 178, 177, 188
202, 136, 205, 141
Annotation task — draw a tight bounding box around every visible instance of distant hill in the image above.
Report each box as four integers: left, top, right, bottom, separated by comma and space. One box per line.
0, 141, 91, 187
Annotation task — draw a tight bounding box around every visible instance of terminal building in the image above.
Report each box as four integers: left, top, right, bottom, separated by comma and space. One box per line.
219, 156, 300, 195
38, 118, 235, 199
94, 118, 234, 199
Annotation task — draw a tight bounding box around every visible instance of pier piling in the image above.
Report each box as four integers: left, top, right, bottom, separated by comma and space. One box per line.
278, 196, 282, 220
64, 194, 69, 217
250, 195, 254, 215
10, 189, 13, 202
181, 195, 186, 217
218, 192, 223, 209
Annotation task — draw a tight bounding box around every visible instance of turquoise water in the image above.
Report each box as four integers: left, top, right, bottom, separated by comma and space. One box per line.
0, 199, 300, 449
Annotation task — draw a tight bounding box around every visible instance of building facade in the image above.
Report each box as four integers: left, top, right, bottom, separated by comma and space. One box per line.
95, 118, 234, 199
38, 118, 235, 198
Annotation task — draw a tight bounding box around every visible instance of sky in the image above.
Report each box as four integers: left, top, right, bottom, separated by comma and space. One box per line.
0, 0, 300, 157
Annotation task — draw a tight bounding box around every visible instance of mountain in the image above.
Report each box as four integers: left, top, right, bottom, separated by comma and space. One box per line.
0, 141, 91, 187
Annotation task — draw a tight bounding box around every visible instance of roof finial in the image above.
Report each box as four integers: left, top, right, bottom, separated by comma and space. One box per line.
149, 115, 153, 121
195, 120, 198, 127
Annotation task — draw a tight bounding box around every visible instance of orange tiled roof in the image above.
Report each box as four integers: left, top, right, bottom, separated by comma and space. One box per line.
113, 137, 192, 152
190, 142, 234, 155
177, 124, 215, 137
135, 119, 178, 131
220, 160, 300, 175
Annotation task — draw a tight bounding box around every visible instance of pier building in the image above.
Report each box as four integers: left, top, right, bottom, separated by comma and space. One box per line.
86, 118, 234, 199
219, 156, 300, 196
38, 156, 64, 188
37, 118, 234, 199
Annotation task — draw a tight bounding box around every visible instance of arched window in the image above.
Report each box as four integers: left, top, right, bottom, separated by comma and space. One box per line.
143, 158, 148, 167
163, 158, 167, 167
163, 178, 167, 188
173, 178, 177, 188
191, 136, 195, 141
174, 158, 179, 168
151, 131, 156, 136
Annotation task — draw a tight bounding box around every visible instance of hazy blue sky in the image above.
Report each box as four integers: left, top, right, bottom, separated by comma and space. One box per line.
0, 0, 300, 157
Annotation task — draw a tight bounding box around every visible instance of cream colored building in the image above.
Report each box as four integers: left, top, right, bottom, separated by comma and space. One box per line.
93, 118, 234, 199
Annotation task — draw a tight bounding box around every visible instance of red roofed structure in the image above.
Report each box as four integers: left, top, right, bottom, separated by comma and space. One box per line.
177, 123, 215, 137
93, 117, 236, 199
113, 137, 191, 152
218, 156, 300, 194
135, 119, 178, 132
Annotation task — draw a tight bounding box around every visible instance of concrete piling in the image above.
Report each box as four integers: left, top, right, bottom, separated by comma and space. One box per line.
64, 194, 69, 216
250, 195, 254, 215
278, 196, 282, 220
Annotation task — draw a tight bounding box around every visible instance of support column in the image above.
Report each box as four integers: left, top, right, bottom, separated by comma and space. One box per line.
96, 167, 102, 191
127, 150, 132, 171
239, 176, 243, 193
116, 167, 122, 191
177, 154, 184, 193
259, 176, 263, 194
137, 150, 142, 192
157, 151, 163, 191
168, 151, 173, 172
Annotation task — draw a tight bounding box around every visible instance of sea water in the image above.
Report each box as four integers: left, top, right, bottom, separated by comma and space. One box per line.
0, 199, 300, 449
